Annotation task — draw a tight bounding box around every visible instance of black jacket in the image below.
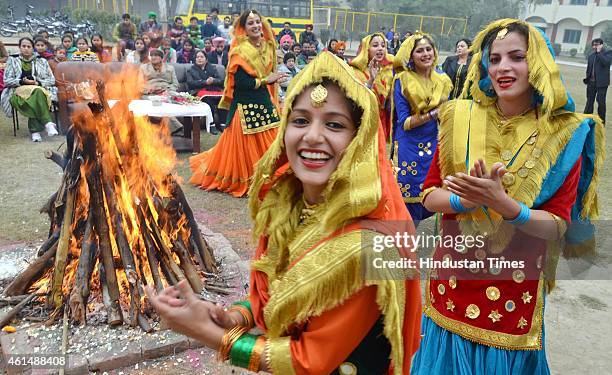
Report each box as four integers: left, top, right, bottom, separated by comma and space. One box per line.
442, 55, 472, 99
584, 49, 612, 88
186, 63, 224, 95
206, 50, 228, 68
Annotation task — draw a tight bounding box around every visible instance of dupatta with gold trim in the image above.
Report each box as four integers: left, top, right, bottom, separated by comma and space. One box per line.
421, 19, 604, 351
218, 15, 278, 110
389, 32, 452, 133
447, 19, 604, 255
247, 51, 421, 374
349, 33, 395, 103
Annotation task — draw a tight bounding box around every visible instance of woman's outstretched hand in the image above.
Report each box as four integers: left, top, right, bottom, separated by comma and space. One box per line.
145, 280, 225, 350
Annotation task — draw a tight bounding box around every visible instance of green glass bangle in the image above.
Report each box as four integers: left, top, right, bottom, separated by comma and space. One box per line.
232, 300, 252, 315
229, 333, 259, 369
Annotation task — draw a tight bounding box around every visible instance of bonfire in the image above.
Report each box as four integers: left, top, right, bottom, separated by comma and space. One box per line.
2, 72, 217, 332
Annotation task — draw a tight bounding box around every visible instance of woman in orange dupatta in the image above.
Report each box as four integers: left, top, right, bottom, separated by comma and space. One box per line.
349, 33, 395, 140
189, 10, 287, 197
147, 52, 422, 374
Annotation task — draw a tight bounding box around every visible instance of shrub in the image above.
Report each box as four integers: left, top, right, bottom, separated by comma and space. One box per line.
570, 48, 577, 57
552, 43, 561, 57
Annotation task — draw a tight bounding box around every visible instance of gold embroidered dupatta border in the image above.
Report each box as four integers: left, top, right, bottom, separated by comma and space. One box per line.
260, 229, 407, 375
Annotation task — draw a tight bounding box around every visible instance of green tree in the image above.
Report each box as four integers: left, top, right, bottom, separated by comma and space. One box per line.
385, 0, 525, 37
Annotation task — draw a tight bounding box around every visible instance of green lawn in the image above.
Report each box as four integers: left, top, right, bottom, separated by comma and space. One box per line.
0, 64, 609, 259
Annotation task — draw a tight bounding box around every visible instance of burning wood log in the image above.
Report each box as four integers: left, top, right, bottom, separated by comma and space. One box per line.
45, 150, 67, 170
68, 214, 97, 325
5, 75, 218, 332
0, 294, 36, 329
5, 242, 57, 296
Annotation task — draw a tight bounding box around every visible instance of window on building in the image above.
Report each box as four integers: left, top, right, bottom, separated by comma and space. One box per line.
563, 29, 581, 44
569, 0, 587, 5
540, 0, 552, 4
608, 0, 612, 6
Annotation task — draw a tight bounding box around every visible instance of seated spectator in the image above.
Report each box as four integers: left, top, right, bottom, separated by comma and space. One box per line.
139, 11, 162, 35
113, 13, 137, 51
177, 39, 197, 64
278, 52, 300, 95
217, 16, 231, 40
299, 24, 318, 50
277, 21, 296, 43
34, 38, 53, 60
140, 12, 163, 48
171, 32, 185, 51
297, 41, 311, 66
167, 16, 186, 39
201, 15, 219, 39
91, 34, 112, 62
277, 34, 293, 59
388, 32, 400, 55
48, 48, 67, 76
210, 8, 222, 27
158, 38, 177, 63
186, 50, 225, 132
326, 38, 338, 52
61, 35, 77, 60
1, 37, 58, 142
137, 49, 182, 133
36, 30, 54, 53
386, 28, 395, 42
187, 16, 204, 48
291, 43, 301, 57
138, 49, 178, 95
228, 11, 240, 44
126, 37, 150, 64
334, 40, 348, 62
207, 37, 228, 67
71, 37, 100, 62
142, 34, 153, 51
203, 38, 213, 54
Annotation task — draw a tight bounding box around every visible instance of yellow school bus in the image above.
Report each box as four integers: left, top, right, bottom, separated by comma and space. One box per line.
178, 0, 314, 35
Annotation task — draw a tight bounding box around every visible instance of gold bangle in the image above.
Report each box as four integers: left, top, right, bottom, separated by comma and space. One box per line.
228, 305, 254, 328
247, 335, 267, 372
218, 326, 248, 362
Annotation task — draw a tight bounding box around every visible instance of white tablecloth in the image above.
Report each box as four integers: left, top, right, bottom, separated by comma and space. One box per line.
108, 99, 214, 131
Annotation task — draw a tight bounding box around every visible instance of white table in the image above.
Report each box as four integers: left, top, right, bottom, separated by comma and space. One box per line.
109, 99, 214, 153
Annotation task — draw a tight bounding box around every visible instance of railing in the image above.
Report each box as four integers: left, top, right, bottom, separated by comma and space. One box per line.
314, 6, 467, 37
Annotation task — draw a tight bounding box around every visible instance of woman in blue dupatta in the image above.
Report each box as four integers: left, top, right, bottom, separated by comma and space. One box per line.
411, 19, 604, 374
391, 32, 452, 224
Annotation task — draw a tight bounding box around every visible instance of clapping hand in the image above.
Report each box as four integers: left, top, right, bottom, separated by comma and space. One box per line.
444, 159, 509, 209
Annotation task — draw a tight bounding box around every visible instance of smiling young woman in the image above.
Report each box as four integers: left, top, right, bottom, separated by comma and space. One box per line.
349, 33, 395, 139
189, 9, 288, 197
391, 32, 452, 225
411, 19, 604, 374
147, 52, 422, 374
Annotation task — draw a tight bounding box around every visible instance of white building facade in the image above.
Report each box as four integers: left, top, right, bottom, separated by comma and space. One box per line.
522, 0, 612, 54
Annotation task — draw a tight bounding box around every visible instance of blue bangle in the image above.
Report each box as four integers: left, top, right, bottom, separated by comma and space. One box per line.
507, 201, 530, 226
449, 193, 474, 213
